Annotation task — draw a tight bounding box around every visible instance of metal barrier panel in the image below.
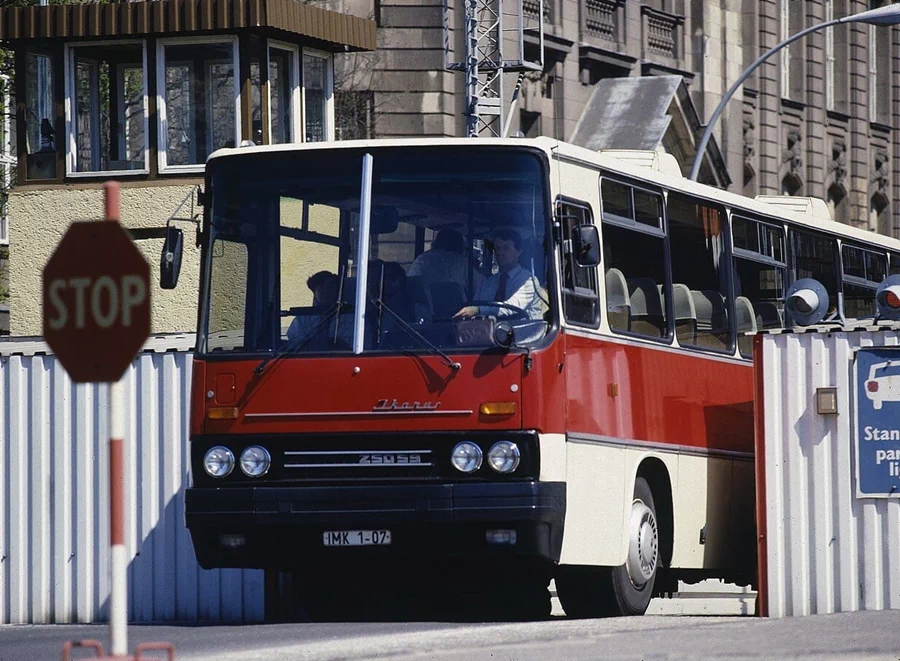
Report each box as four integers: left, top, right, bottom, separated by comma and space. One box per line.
0, 336, 264, 624
760, 327, 900, 618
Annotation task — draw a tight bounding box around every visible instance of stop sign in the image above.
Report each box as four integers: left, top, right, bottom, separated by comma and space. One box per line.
42, 221, 151, 382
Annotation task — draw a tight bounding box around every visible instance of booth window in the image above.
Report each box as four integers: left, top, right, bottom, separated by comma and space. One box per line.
66, 42, 146, 175
303, 51, 332, 142
270, 43, 300, 144
159, 39, 239, 169
25, 50, 57, 180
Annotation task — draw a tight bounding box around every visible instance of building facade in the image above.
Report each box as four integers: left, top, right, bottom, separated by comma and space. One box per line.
329, 0, 900, 238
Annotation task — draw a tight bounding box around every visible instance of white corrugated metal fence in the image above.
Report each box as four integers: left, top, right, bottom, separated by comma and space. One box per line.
0, 335, 264, 624
760, 325, 900, 617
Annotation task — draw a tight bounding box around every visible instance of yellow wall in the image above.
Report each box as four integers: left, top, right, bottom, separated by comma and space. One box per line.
9, 184, 202, 336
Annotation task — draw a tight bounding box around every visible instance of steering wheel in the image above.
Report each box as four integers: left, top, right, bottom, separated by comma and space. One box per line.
458, 300, 529, 321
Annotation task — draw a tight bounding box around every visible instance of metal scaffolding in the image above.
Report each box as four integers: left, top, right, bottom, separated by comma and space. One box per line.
444, 0, 544, 137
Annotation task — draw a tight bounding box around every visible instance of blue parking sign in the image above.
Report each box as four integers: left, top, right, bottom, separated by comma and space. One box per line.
855, 347, 900, 497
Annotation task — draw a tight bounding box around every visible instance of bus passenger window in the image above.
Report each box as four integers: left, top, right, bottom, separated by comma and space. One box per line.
841, 244, 887, 319
558, 201, 600, 328
790, 229, 839, 320
668, 195, 730, 352
599, 178, 667, 339
732, 216, 786, 358
891, 252, 900, 276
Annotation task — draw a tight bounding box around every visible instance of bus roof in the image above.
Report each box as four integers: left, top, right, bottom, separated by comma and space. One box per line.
206, 137, 900, 252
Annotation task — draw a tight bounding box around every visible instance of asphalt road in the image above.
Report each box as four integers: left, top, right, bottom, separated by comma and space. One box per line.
2, 609, 899, 661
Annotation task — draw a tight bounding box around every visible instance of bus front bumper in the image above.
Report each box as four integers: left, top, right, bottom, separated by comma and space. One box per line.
185, 481, 565, 570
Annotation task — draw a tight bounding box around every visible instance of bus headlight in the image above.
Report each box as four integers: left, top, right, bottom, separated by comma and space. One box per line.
204, 446, 234, 478
240, 446, 271, 477
451, 441, 483, 473
487, 441, 520, 473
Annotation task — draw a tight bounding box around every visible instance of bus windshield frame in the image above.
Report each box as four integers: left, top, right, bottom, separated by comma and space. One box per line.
196, 145, 555, 358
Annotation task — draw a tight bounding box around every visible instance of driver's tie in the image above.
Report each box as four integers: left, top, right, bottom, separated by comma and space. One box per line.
494, 273, 508, 301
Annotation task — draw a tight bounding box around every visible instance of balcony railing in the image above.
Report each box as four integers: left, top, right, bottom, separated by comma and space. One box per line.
523, 0, 552, 24
641, 6, 684, 64
583, 0, 621, 43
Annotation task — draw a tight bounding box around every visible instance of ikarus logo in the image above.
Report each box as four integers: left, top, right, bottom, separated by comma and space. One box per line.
864, 360, 900, 410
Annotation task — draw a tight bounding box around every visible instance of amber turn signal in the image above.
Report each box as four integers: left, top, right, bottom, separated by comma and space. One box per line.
207, 407, 239, 420
479, 402, 517, 416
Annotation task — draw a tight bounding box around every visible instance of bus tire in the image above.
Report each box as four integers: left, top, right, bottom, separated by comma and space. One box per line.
611, 476, 658, 615
556, 477, 659, 618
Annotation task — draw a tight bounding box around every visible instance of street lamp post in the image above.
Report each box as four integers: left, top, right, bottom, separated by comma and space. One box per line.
689, 3, 900, 182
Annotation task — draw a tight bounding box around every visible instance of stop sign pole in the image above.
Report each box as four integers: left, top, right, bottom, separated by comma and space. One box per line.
42, 181, 151, 658
105, 183, 128, 658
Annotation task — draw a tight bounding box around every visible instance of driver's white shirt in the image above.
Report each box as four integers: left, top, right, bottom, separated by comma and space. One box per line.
475, 265, 546, 320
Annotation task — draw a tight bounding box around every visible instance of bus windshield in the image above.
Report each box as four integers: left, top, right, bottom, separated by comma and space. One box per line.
199, 146, 552, 356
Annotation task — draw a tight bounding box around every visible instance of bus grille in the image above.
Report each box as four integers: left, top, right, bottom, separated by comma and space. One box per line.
282, 448, 436, 479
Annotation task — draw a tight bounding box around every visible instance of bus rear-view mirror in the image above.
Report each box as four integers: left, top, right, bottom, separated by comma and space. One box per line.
572, 225, 600, 267
160, 226, 184, 290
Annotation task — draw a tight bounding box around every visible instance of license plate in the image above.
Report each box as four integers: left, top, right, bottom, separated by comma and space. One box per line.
323, 530, 392, 547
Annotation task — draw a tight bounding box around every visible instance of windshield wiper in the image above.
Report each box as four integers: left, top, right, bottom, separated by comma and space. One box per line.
371, 297, 461, 372
253, 301, 344, 375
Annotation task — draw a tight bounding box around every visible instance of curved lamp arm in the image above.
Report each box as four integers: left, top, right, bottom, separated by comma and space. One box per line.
690, 3, 900, 182
688, 18, 841, 182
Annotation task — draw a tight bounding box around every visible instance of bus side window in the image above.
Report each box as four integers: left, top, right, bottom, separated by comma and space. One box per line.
600, 178, 668, 339
558, 200, 600, 328
668, 194, 730, 352
789, 229, 840, 320
841, 244, 887, 319
891, 252, 900, 275
731, 216, 786, 358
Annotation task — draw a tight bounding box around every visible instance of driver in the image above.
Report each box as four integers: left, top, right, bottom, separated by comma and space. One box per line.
453, 228, 545, 320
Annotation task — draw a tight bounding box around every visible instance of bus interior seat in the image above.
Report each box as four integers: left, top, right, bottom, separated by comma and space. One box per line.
669, 283, 696, 345
735, 296, 758, 356
628, 277, 664, 337
755, 301, 784, 329
406, 275, 434, 319
605, 268, 630, 331
429, 281, 466, 318
690, 289, 727, 350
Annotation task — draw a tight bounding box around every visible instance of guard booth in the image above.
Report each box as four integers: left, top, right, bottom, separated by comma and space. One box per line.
0, 0, 375, 337
754, 322, 900, 618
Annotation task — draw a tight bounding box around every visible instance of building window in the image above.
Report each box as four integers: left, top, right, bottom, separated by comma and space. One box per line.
825, 0, 834, 110
65, 41, 147, 175
269, 43, 300, 145
303, 50, 333, 142
781, 0, 804, 100
870, 22, 891, 123
157, 38, 239, 171
24, 50, 57, 181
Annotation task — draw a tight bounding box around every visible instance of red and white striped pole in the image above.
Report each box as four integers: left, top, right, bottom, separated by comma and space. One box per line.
105, 181, 128, 657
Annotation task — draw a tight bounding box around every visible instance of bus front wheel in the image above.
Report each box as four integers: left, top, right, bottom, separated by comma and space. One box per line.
557, 477, 659, 617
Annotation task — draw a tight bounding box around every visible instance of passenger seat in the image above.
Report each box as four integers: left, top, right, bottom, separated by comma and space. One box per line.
628, 277, 664, 337
605, 268, 631, 331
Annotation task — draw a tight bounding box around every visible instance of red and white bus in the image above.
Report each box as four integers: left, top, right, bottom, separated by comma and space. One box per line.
176, 137, 900, 618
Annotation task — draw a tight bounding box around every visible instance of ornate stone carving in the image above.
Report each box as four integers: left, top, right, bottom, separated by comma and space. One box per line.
743, 116, 756, 184
783, 128, 803, 176
873, 150, 890, 195
829, 139, 847, 190
743, 117, 755, 162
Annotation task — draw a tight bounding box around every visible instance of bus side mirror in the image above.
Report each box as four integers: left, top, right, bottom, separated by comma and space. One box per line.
572, 225, 600, 267
160, 226, 184, 290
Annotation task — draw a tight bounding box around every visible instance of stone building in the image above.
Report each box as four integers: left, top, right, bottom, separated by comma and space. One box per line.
329, 0, 900, 237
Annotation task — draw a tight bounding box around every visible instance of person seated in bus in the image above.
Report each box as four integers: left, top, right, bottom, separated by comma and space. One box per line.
452, 228, 546, 321
370, 260, 426, 325
286, 271, 352, 347
409, 228, 468, 290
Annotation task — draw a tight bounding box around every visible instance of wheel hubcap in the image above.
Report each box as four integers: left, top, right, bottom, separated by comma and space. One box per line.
625, 499, 658, 587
